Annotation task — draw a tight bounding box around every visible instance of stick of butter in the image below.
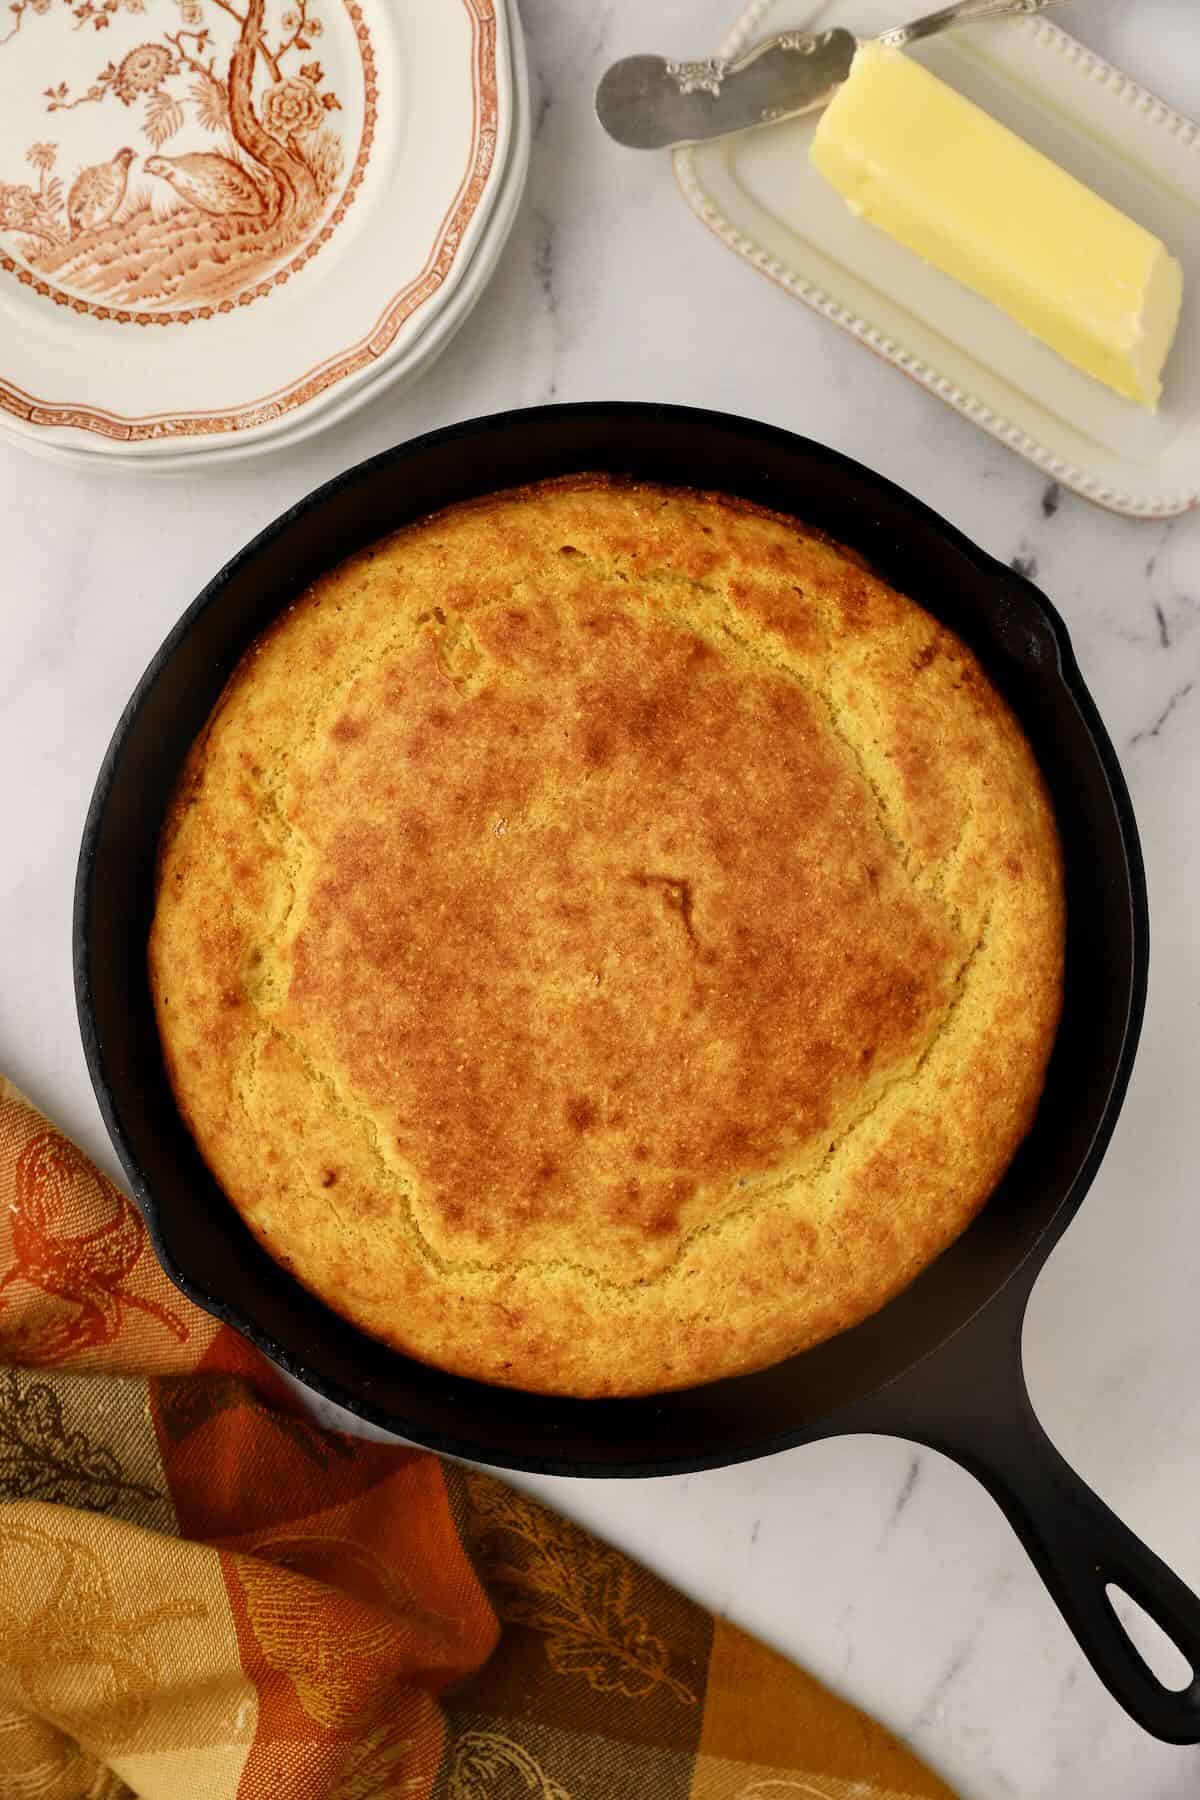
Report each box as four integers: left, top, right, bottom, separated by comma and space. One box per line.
810, 43, 1183, 410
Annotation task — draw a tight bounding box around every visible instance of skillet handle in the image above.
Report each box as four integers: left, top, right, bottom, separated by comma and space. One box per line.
987, 1409, 1200, 1742
850, 1280, 1200, 1743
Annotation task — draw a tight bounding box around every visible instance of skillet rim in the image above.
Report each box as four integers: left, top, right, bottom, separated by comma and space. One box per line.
73, 400, 1149, 1475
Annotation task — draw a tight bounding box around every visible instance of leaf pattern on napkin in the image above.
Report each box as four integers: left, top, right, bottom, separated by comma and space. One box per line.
738, 1782, 933, 1799
0, 1367, 160, 1509
234, 1533, 427, 1730
156, 1370, 356, 1467
0, 1518, 205, 1745
0, 1128, 187, 1364
327, 1717, 418, 1799
0, 1705, 131, 1800
449, 1730, 571, 1799
464, 1474, 696, 1706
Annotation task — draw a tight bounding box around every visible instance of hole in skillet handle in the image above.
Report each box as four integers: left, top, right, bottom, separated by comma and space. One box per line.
977, 1425, 1200, 1741
857, 1280, 1200, 1744
1107, 1586, 1196, 1694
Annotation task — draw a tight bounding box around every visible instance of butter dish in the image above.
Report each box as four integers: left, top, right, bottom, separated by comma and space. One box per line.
675, 0, 1200, 517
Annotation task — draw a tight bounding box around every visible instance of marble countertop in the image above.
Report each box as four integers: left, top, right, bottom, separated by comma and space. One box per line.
2, 0, 1198, 1792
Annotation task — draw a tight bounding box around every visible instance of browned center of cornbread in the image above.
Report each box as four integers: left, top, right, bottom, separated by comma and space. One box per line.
283, 589, 961, 1275
150, 479, 1064, 1396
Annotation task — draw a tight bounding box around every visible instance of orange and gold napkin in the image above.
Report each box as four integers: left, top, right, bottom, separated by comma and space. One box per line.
0, 1074, 956, 1800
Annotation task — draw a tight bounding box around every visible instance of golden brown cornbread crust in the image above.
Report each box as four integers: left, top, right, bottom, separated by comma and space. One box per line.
150, 478, 1064, 1397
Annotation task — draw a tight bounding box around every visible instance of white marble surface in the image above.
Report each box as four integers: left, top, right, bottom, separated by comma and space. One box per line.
2, 1, 1199, 1793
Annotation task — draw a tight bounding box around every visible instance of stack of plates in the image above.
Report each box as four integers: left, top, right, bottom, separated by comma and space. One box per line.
0, 0, 529, 470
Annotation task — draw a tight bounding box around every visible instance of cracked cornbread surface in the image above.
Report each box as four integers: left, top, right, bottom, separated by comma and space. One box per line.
149, 478, 1065, 1396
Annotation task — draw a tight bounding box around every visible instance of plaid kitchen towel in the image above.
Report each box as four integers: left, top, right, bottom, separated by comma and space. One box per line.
0, 1075, 956, 1800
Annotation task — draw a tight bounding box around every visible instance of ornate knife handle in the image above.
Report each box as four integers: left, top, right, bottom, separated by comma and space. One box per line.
662, 0, 1070, 95
880, 0, 1070, 53
665, 32, 831, 99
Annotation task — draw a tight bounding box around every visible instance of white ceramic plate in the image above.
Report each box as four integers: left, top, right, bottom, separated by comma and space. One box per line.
0, 0, 513, 458
676, 0, 1200, 518
3, 8, 531, 473
4, 0, 531, 472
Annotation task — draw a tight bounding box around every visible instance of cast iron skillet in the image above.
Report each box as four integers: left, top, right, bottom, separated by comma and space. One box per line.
76, 404, 1200, 1742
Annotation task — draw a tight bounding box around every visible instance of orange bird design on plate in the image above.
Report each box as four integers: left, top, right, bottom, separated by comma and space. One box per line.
67, 146, 136, 237
0, 1130, 187, 1363
144, 153, 268, 219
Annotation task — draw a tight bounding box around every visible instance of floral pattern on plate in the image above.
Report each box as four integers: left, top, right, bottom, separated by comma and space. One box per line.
0, 0, 373, 321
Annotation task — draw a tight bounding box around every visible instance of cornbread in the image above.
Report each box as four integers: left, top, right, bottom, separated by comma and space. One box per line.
811, 45, 1184, 410
150, 479, 1065, 1397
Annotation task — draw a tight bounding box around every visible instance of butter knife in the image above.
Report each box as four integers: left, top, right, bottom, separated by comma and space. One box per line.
596, 0, 1070, 151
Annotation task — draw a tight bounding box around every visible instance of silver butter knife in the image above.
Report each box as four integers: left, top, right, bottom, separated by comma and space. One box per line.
596, 0, 1070, 151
